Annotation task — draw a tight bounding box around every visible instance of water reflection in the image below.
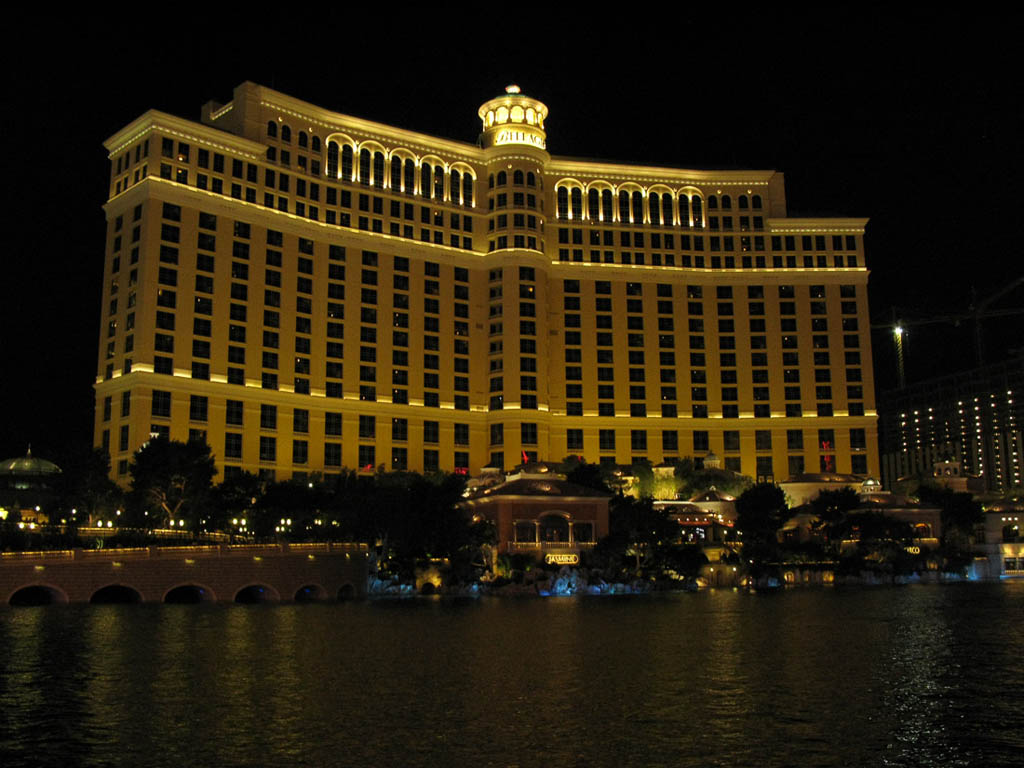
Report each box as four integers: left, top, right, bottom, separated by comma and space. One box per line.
1, 586, 1023, 767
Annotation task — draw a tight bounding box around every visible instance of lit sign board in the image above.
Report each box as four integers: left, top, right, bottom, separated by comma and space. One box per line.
905, 546, 921, 555
494, 129, 545, 149
545, 553, 579, 565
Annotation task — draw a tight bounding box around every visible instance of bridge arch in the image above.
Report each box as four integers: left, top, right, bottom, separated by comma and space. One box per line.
8, 583, 69, 607
294, 584, 327, 602
90, 584, 143, 604
163, 583, 217, 604
234, 584, 281, 604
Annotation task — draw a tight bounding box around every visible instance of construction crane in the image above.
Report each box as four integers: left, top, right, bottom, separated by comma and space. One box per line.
874, 276, 1024, 389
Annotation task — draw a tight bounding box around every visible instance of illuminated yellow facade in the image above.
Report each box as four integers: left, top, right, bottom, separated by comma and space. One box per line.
95, 82, 878, 484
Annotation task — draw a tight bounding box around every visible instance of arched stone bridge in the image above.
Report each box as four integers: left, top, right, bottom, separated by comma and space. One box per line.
0, 542, 369, 605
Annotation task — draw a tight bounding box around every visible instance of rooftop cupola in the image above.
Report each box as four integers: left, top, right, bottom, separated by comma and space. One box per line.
478, 85, 549, 150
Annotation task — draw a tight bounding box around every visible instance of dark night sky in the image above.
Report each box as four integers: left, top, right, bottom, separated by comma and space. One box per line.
3, 11, 1022, 462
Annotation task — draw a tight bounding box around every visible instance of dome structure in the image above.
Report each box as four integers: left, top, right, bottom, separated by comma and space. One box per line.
0, 447, 62, 523
0, 447, 62, 482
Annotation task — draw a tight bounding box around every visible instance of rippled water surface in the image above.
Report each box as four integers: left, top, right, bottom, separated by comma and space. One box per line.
2, 584, 1023, 767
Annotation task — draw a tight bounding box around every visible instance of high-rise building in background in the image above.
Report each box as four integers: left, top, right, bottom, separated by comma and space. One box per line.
879, 356, 1023, 492
95, 82, 878, 484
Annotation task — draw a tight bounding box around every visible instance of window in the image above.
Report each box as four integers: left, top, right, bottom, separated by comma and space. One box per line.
566, 429, 583, 451
521, 423, 537, 445
258, 404, 277, 430
259, 436, 276, 463
630, 430, 647, 451
324, 412, 342, 437
151, 390, 171, 418
189, 395, 208, 422
212, 430, 238, 460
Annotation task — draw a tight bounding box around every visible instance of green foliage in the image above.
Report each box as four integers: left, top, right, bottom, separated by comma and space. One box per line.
734, 483, 791, 572
127, 436, 217, 531
673, 457, 752, 499
916, 484, 984, 569
563, 459, 612, 494
916, 485, 984, 537
736, 483, 790, 545
630, 460, 654, 498
809, 487, 860, 526
661, 545, 709, 579
596, 495, 681, 576
211, 470, 262, 534
50, 447, 122, 524
255, 479, 323, 539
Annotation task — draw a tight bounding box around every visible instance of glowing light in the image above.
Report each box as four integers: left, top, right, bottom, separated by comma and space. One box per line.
545, 553, 580, 565
505, 84, 521, 94
493, 128, 545, 149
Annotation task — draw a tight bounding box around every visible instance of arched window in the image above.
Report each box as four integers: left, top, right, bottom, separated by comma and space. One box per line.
488, 174, 494, 189
649, 193, 661, 226
677, 195, 689, 226
570, 188, 583, 219
420, 163, 431, 198
602, 189, 613, 221
463, 174, 474, 206
662, 194, 673, 226
450, 169, 461, 204
298, 131, 308, 149
341, 145, 353, 181
618, 190, 630, 222
632, 191, 644, 225
721, 194, 731, 210
588, 189, 599, 220
691, 196, 703, 227
404, 159, 415, 193
738, 195, 749, 210
527, 172, 536, 187
556, 187, 569, 219
359, 149, 371, 185
281, 125, 291, 143
373, 152, 385, 188
267, 121, 278, 138
513, 169, 524, 185
707, 195, 718, 210
311, 136, 321, 152
391, 157, 402, 190
497, 171, 507, 186
434, 166, 444, 200
752, 194, 763, 210
327, 142, 339, 179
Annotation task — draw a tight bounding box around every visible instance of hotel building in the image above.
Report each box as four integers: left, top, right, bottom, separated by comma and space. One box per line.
95, 82, 878, 484
879, 356, 1023, 492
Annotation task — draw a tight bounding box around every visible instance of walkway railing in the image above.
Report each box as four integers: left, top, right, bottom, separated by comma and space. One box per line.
0, 541, 368, 566
508, 541, 596, 550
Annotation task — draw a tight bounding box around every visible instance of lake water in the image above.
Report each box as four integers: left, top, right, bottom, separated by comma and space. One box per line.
1, 584, 1023, 767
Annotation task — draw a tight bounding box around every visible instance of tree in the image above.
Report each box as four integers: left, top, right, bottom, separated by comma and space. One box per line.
211, 470, 262, 536
255, 479, 320, 539
127, 436, 216, 532
916, 485, 983, 540
809, 487, 860, 548
674, 457, 752, 499
564, 459, 612, 494
917, 484, 984, 569
630, 459, 655, 498
51, 446, 122, 527
597, 495, 680, 576
736, 483, 790, 545
735, 483, 791, 569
